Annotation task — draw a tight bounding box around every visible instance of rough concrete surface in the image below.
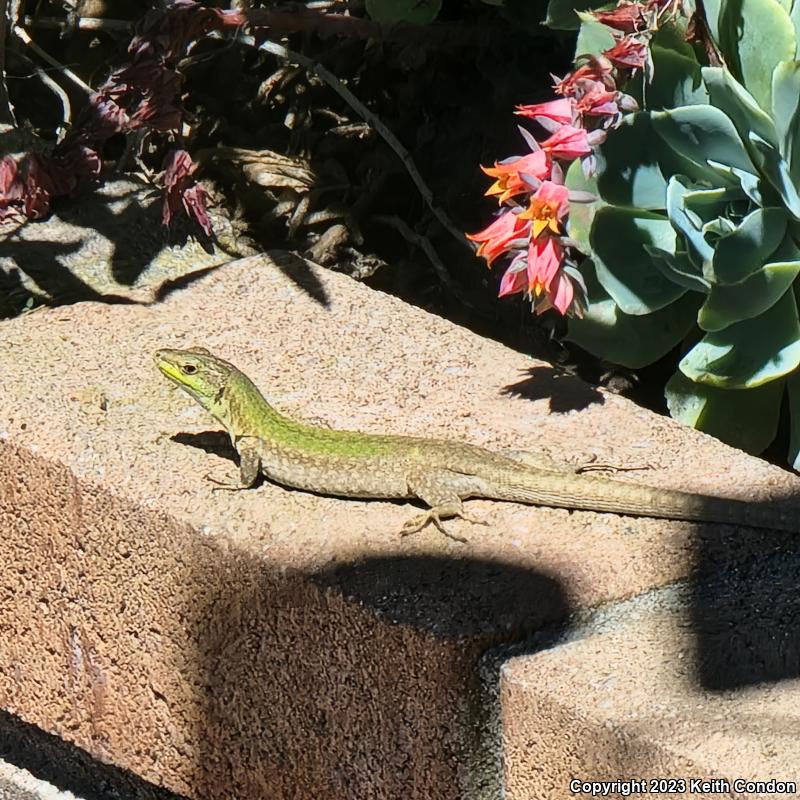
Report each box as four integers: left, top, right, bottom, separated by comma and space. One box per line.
2, 251, 800, 798
0, 179, 255, 316
501, 560, 800, 798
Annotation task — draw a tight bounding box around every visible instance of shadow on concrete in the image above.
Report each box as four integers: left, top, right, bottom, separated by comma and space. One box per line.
0, 182, 321, 318
314, 554, 568, 639
691, 520, 800, 690
0, 709, 189, 800
171, 431, 234, 460
501, 365, 605, 414
181, 549, 571, 798
264, 250, 331, 308
168, 427, 800, 701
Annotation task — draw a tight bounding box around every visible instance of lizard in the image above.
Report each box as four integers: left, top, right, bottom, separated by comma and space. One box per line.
154, 346, 798, 541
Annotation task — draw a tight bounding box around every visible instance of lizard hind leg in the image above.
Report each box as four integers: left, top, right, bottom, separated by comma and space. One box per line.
401, 470, 490, 543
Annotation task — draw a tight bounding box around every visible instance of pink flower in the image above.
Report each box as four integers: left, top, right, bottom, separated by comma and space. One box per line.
467, 209, 530, 265
543, 270, 576, 315
497, 240, 579, 316
604, 36, 650, 70
573, 80, 623, 119
592, 3, 648, 33
529, 238, 579, 315
518, 181, 570, 238
554, 57, 616, 96
539, 125, 592, 159
515, 98, 574, 125
481, 150, 550, 204
527, 236, 563, 297
498, 254, 528, 297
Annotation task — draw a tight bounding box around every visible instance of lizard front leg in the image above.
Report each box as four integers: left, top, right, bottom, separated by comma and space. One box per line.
401, 469, 490, 542
207, 436, 262, 491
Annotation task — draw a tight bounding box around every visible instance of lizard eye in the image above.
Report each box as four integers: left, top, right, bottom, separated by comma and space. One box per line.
181, 363, 198, 375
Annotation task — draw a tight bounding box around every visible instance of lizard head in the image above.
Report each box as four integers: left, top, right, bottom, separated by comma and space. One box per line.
154, 347, 233, 415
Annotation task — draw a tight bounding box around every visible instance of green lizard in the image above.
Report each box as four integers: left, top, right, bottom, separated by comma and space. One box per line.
154, 347, 798, 541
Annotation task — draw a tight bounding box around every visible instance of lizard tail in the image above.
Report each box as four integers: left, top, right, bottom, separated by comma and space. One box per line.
486, 468, 798, 533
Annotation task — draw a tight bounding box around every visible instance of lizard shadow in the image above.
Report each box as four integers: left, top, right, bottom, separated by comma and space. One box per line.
502, 365, 605, 414
171, 431, 235, 460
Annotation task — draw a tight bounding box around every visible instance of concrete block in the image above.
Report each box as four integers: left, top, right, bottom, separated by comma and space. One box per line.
501, 568, 800, 799
2, 252, 799, 798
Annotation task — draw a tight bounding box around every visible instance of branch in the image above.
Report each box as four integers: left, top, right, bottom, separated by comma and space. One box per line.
12, 25, 93, 93
232, 32, 469, 249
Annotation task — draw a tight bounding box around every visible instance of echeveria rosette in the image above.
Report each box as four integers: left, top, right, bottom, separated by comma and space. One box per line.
564, 0, 800, 467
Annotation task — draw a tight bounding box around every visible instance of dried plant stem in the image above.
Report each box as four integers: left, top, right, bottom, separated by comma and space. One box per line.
374, 214, 476, 309
12, 25, 93, 93
233, 32, 470, 250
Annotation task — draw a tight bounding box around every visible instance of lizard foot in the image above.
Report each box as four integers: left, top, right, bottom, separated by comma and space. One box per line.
205, 472, 249, 492
399, 507, 489, 543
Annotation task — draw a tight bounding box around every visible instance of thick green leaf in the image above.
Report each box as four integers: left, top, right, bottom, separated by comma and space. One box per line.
647, 246, 710, 293
666, 176, 716, 268
792, 1, 800, 51
593, 113, 669, 209
365, 0, 441, 23
590, 206, 688, 314
566, 261, 700, 368
748, 132, 800, 218
699, 259, 800, 331
772, 60, 800, 181
564, 159, 604, 255
702, 67, 778, 154
652, 106, 756, 182
703, 161, 763, 204
666, 370, 783, 454
651, 17, 697, 60
786, 370, 800, 468
718, 0, 796, 111
648, 46, 709, 109
702, 0, 723, 45
575, 13, 616, 56
679, 287, 800, 387
710, 207, 788, 284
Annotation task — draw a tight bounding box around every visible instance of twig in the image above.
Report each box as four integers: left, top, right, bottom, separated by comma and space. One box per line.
375, 214, 476, 308
12, 25, 93, 93
22, 15, 132, 32
14, 51, 71, 139
233, 32, 469, 250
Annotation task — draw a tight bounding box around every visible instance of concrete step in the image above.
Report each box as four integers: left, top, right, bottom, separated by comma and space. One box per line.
2, 251, 799, 798
501, 564, 800, 799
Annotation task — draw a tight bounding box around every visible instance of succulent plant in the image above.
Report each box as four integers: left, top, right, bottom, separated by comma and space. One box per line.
546, 0, 800, 466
